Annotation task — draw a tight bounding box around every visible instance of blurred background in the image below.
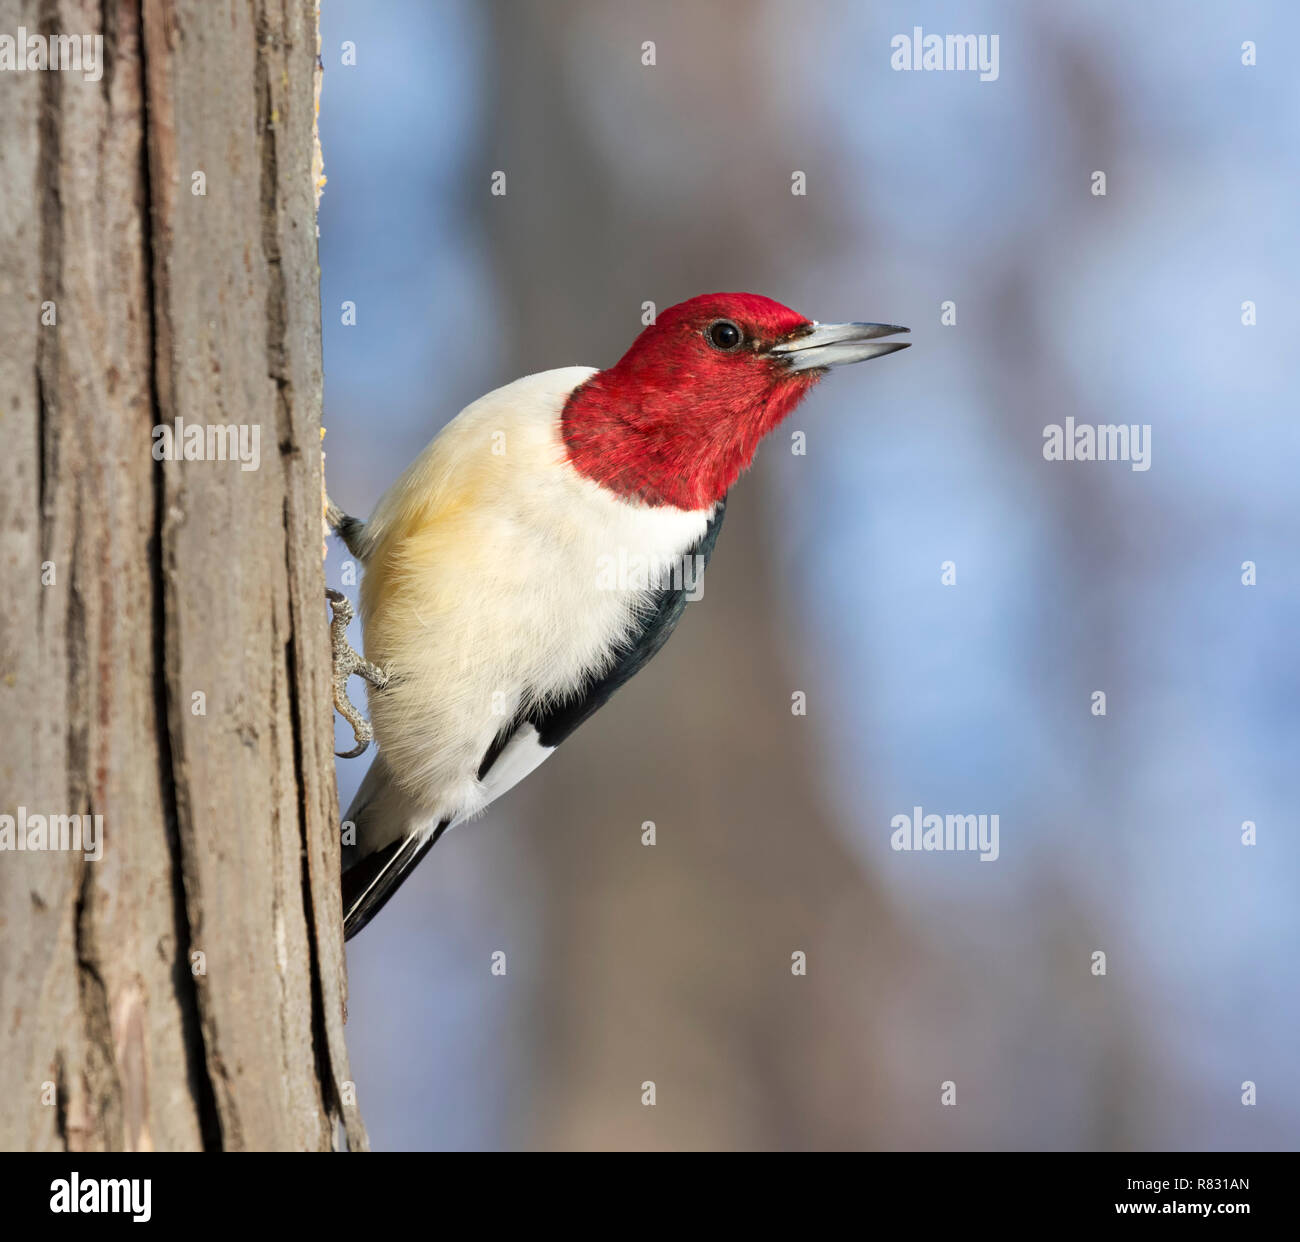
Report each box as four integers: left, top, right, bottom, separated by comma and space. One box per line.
318, 0, 1299, 1150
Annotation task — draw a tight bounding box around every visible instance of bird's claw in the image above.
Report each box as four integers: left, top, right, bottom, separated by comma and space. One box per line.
326, 588, 387, 758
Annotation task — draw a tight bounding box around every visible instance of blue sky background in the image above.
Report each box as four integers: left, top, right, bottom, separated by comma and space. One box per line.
318, 1, 1299, 1150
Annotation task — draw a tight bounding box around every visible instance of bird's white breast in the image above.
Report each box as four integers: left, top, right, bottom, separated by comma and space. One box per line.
358, 367, 712, 822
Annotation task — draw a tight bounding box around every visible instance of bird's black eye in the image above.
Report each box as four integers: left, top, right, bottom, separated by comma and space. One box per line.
706, 320, 743, 351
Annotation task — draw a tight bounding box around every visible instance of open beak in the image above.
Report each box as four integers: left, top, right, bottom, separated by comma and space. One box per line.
770, 321, 910, 372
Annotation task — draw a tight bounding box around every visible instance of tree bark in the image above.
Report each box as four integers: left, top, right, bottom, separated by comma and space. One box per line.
0, 0, 364, 1151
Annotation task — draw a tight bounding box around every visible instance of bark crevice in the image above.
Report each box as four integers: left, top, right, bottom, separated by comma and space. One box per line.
138, 3, 223, 1149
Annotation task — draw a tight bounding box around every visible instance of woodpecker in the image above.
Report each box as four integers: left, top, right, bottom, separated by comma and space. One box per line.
328, 292, 908, 939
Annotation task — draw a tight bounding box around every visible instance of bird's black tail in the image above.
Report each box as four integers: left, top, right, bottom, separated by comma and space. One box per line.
340, 753, 449, 939
342, 824, 448, 940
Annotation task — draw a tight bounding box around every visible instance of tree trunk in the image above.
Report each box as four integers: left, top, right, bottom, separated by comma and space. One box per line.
0, 0, 364, 1152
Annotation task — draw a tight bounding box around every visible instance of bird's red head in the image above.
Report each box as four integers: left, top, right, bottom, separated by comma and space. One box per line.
562, 292, 908, 510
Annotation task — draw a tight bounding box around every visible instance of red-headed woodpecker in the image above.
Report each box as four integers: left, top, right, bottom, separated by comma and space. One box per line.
328, 292, 908, 938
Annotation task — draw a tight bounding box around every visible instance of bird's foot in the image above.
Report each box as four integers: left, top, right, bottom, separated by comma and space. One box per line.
326, 588, 387, 758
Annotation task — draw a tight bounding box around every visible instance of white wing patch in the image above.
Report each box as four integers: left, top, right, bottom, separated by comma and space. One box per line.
447, 723, 555, 832
481, 723, 555, 805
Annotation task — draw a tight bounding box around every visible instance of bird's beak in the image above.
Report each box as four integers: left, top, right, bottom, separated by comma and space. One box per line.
770, 321, 911, 372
